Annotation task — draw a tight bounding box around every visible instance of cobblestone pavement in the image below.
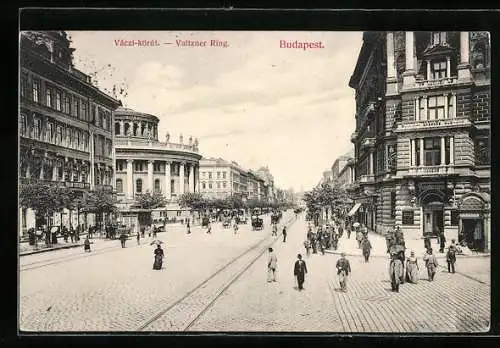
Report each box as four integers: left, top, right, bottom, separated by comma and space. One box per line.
19, 213, 294, 332
189, 216, 490, 333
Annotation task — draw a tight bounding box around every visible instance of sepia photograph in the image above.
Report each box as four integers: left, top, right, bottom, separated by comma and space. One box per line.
18, 28, 491, 333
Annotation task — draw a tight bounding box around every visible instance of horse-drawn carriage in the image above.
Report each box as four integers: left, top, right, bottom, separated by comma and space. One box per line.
270, 211, 282, 224
251, 216, 264, 230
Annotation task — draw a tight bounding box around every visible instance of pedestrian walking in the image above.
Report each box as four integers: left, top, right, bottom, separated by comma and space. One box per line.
447, 240, 457, 274
423, 248, 438, 281
336, 252, 351, 292
424, 235, 431, 251
233, 221, 238, 234
282, 226, 287, 242
141, 226, 145, 238
153, 226, 158, 239
346, 227, 351, 239
119, 233, 127, 248
136, 231, 140, 245
272, 223, 277, 237
439, 231, 446, 253
356, 229, 363, 249
361, 236, 372, 262
153, 244, 164, 270
207, 222, 212, 234
303, 240, 311, 257
84, 236, 91, 252
294, 254, 307, 291
389, 252, 404, 292
267, 248, 278, 282
405, 250, 419, 284
187, 220, 191, 234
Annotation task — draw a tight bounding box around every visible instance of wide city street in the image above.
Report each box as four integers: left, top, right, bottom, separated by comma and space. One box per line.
19, 212, 489, 333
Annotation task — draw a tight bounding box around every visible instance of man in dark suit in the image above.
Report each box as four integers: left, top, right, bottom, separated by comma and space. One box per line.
294, 254, 308, 291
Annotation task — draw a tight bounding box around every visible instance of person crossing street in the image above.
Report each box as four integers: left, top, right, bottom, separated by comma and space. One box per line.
282, 226, 287, 242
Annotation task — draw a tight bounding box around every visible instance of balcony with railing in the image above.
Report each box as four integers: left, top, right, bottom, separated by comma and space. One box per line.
414, 76, 458, 89
406, 165, 455, 176
360, 137, 376, 149
115, 138, 199, 154
95, 184, 113, 191
395, 117, 472, 132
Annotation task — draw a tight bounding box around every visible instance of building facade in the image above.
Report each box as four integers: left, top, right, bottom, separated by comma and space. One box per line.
19, 31, 121, 234
348, 31, 490, 251
199, 158, 266, 201
114, 107, 201, 227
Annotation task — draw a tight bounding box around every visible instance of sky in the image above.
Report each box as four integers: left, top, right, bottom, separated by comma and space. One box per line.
68, 31, 362, 192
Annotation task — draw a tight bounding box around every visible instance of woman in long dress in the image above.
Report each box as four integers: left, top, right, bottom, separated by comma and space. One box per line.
153, 245, 164, 270
406, 250, 419, 283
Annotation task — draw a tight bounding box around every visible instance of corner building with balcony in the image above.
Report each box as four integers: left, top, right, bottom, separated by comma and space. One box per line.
114, 107, 202, 229
19, 31, 121, 234
348, 31, 490, 251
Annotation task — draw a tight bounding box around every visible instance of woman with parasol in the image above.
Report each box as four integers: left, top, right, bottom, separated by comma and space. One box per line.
152, 241, 164, 270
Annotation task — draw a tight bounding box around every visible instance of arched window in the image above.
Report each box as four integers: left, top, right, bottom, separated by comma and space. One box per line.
136, 179, 143, 194
116, 179, 123, 193
115, 122, 120, 135
133, 123, 138, 136
154, 179, 161, 193
124, 123, 130, 136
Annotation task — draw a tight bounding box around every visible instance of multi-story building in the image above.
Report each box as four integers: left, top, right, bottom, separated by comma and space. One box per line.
199, 158, 265, 201
19, 31, 121, 234
114, 107, 201, 228
348, 31, 490, 251
336, 153, 356, 188
256, 166, 276, 203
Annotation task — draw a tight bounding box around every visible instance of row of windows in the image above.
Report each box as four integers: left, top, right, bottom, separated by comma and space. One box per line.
20, 113, 91, 152
414, 137, 452, 166
116, 161, 188, 175
116, 178, 175, 194
20, 72, 112, 131
417, 95, 455, 120
201, 181, 228, 190
201, 171, 227, 179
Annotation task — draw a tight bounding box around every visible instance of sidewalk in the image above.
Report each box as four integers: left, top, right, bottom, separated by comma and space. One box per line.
325, 230, 490, 260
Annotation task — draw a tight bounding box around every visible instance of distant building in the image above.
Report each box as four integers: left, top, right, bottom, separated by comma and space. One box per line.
199, 158, 265, 201
114, 106, 201, 229
19, 31, 121, 234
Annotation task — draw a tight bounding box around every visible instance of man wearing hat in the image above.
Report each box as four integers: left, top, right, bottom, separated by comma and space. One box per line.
293, 254, 308, 291
389, 251, 403, 292
336, 252, 351, 292
423, 248, 438, 281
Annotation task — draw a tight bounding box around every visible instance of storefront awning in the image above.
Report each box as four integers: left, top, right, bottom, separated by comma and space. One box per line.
348, 203, 362, 217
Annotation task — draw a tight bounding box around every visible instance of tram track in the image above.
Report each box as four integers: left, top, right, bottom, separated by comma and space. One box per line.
137, 214, 298, 332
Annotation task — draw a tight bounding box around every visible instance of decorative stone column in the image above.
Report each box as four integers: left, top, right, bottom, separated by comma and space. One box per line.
440, 137, 446, 166
415, 97, 420, 121
419, 138, 424, 167
52, 161, 58, 181
369, 151, 374, 175
189, 163, 195, 193
147, 160, 154, 192
426, 60, 431, 80
179, 162, 185, 194
444, 93, 449, 118
386, 32, 398, 95
410, 139, 416, 167
165, 161, 171, 200
403, 31, 416, 85
39, 158, 44, 180
449, 136, 455, 165
120, 120, 124, 135
422, 96, 428, 120
127, 159, 133, 199
451, 93, 457, 118
458, 32, 471, 80
446, 56, 451, 78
